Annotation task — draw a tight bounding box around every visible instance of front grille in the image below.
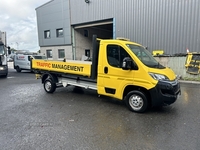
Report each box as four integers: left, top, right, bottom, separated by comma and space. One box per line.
160, 80, 180, 95
161, 88, 177, 95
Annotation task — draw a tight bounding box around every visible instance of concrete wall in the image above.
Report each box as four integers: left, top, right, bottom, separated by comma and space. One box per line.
74, 29, 92, 60
74, 27, 112, 60
155, 56, 200, 79
40, 45, 73, 60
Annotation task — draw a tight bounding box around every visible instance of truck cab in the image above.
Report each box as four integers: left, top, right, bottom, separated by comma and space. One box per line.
0, 41, 8, 77
97, 39, 180, 112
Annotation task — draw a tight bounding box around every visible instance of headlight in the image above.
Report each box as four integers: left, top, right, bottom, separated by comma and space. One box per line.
0, 67, 5, 70
149, 73, 169, 81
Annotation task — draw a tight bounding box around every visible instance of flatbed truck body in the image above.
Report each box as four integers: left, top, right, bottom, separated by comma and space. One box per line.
32, 35, 181, 112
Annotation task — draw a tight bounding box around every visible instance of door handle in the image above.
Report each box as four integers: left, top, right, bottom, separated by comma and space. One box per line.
104, 67, 108, 74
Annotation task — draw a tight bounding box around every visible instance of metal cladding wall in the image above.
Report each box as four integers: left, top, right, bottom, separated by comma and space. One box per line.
36, 0, 71, 47
70, 0, 200, 55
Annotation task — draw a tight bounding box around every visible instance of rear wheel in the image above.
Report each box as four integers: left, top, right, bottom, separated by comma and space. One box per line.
16, 66, 21, 72
125, 90, 148, 113
44, 78, 56, 93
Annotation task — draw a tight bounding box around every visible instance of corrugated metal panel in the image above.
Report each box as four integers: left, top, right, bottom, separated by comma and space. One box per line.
70, 0, 200, 54
74, 20, 113, 29
36, 0, 71, 47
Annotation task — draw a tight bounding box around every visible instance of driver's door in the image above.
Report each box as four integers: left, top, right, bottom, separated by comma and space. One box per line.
98, 44, 136, 100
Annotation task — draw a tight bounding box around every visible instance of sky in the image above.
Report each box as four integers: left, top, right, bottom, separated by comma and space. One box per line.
0, 0, 50, 52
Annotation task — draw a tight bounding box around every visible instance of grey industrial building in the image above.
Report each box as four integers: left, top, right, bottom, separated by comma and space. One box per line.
36, 0, 200, 60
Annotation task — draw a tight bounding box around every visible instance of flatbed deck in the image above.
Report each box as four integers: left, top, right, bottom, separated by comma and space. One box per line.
32, 59, 92, 77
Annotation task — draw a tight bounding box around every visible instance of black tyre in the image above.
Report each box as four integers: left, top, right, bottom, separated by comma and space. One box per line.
44, 79, 56, 93
16, 66, 21, 72
2, 73, 7, 78
125, 90, 148, 113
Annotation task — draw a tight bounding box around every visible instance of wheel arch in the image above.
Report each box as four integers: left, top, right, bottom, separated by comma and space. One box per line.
123, 85, 152, 106
41, 73, 58, 84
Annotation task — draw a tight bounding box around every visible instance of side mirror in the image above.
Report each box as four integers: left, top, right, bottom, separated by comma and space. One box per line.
28, 56, 31, 61
122, 57, 132, 70
7, 46, 11, 55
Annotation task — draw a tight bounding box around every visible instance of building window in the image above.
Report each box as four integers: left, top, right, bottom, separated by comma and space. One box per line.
56, 28, 63, 37
46, 49, 52, 58
85, 49, 90, 57
58, 49, 65, 58
84, 29, 89, 37
44, 30, 50, 38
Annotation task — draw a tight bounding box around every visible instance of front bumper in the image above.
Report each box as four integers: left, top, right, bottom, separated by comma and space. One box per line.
150, 79, 181, 107
0, 65, 8, 75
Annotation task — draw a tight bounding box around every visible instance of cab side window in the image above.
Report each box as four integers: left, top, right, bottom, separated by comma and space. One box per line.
107, 45, 120, 67
107, 45, 130, 68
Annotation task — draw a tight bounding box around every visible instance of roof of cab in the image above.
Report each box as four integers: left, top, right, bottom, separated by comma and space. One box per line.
98, 38, 142, 46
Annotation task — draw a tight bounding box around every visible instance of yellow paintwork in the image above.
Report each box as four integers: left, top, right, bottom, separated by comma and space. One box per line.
97, 39, 176, 100
152, 50, 164, 56
185, 53, 193, 67
185, 52, 200, 67
148, 67, 177, 80
32, 59, 92, 77
35, 74, 41, 79
185, 52, 200, 74
32, 38, 177, 101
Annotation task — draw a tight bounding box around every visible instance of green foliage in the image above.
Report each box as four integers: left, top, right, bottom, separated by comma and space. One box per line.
182, 77, 200, 82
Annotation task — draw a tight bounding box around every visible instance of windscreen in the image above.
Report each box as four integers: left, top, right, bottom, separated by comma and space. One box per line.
126, 44, 165, 69
33, 55, 47, 59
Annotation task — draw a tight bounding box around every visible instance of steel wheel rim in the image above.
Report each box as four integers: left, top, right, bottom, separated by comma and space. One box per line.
129, 94, 144, 111
45, 81, 52, 91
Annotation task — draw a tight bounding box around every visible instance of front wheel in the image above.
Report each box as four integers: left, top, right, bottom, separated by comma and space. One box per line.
44, 79, 56, 93
125, 90, 148, 113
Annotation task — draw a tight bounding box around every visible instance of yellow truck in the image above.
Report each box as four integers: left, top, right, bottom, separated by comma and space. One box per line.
31, 35, 181, 113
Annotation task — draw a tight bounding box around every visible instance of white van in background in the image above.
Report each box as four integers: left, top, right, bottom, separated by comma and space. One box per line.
14, 54, 46, 72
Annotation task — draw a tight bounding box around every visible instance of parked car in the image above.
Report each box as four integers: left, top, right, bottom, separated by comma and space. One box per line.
13, 54, 47, 72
